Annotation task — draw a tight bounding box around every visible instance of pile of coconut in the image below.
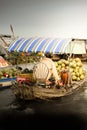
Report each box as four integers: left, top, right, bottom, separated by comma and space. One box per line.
54, 57, 86, 81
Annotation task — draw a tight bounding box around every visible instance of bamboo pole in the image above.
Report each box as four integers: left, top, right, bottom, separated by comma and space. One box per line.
10, 24, 15, 40
67, 40, 76, 86
0, 36, 8, 47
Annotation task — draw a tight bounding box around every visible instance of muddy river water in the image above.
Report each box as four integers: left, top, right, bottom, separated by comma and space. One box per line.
0, 81, 87, 130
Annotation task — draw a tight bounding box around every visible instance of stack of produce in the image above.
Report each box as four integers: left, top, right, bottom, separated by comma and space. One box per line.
0, 68, 20, 79
54, 58, 86, 81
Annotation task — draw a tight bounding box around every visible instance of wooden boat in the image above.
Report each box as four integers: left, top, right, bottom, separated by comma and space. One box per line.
11, 74, 87, 100
10, 59, 87, 100
0, 65, 20, 88
0, 77, 16, 88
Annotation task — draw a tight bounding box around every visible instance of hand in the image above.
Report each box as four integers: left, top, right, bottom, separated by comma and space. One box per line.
57, 80, 63, 87
46, 80, 52, 85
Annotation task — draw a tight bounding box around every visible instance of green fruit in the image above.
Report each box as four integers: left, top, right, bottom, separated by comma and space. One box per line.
0, 76, 6, 79
0, 71, 3, 76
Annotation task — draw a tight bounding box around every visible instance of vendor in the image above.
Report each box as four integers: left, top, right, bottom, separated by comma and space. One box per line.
39, 52, 63, 87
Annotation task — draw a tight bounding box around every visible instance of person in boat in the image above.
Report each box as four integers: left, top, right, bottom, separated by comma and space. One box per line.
61, 69, 70, 90
38, 52, 63, 87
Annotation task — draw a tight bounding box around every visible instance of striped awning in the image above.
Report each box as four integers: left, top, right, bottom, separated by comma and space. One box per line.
8, 37, 71, 54
65, 40, 86, 54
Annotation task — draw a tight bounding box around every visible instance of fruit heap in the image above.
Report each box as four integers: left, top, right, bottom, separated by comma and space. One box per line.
54, 58, 86, 81
6, 52, 40, 65
0, 68, 20, 79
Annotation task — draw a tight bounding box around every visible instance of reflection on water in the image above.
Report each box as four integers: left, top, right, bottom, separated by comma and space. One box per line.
84, 89, 87, 93
0, 82, 87, 114
79, 82, 87, 99
6, 82, 87, 114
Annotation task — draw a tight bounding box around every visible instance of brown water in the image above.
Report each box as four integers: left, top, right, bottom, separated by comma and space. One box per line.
0, 82, 87, 130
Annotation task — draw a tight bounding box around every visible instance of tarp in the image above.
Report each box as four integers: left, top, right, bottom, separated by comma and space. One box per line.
0, 56, 8, 67
7, 37, 71, 54
85, 40, 87, 50
65, 40, 86, 54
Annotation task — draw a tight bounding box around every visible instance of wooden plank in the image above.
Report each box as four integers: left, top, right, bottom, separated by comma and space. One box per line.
0, 81, 12, 87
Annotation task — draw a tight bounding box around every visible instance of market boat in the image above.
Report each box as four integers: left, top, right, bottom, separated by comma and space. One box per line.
11, 73, 87, 100
11, 57, 87, 100
6, 36, 87, 100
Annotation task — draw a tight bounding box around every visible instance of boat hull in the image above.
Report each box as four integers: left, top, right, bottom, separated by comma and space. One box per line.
11, 77, 87, 100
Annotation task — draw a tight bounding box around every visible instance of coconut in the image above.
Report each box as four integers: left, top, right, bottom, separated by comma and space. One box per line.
80, 74, 85, 80
75, 57, 81, 62
72, 75, 77, 80
54, 62, 58, 67
61, 63, 66, 68
65, 60, 69, 65
76, 62, 82, 67
75, 72, 80, 77
70, 62, 77, 68
57, 60, 62, 65
72, 72, 76, 76
77, 77, 80, 81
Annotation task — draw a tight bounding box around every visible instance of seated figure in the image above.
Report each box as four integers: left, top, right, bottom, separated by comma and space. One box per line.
33, 53, 63, 87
